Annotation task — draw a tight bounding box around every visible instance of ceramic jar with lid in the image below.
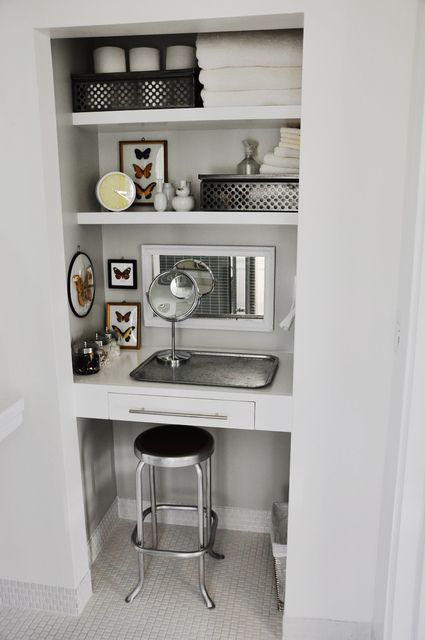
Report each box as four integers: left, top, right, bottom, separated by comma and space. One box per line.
72, 341, 101, 376
92, 331, 112, 368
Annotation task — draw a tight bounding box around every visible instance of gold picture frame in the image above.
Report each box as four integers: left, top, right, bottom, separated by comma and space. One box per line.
106, 302, 141, 349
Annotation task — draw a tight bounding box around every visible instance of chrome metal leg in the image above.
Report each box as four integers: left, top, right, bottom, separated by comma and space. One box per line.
125, 460, 146, 603
195, 463, 215, 609
206, 457, 224, 561
149, 465, 158, 549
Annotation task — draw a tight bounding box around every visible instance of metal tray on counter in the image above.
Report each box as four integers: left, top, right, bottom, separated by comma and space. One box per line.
129, 351, 279, 389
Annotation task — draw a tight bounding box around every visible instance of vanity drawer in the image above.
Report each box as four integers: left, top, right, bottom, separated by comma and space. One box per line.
108, 393, 255, 429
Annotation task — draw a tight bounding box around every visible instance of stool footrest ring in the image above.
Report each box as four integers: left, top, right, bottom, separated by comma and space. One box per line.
131, 507, 220, 559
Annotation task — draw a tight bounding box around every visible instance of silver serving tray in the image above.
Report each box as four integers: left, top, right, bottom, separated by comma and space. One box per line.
130, 351, 279, 389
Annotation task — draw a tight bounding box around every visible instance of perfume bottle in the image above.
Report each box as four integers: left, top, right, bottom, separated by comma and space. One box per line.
237, 139, 260, 175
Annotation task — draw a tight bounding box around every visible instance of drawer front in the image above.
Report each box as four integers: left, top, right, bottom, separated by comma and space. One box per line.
108, 393, 254, 429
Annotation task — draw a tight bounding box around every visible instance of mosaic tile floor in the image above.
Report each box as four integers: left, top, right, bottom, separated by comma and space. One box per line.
0, 520, 282, 640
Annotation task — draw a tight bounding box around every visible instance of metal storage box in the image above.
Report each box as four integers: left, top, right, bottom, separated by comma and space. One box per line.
199, 174, 299, 212
271, 501, 288, 611
72, 69, 202, 112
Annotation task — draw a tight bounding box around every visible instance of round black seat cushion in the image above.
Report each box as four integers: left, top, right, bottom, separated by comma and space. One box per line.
134, 425, 215, 468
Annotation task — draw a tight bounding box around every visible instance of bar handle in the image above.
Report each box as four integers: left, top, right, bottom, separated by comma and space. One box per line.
128, 408, 228, 420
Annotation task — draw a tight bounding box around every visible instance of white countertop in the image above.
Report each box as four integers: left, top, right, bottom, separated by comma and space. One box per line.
73, 346, 293, 401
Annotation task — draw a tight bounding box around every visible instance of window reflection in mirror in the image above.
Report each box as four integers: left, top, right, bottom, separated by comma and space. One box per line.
154, 254, 265, 319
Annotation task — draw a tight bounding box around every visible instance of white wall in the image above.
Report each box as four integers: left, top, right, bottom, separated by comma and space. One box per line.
287, 0, 418, 627
0, 0, 419, 630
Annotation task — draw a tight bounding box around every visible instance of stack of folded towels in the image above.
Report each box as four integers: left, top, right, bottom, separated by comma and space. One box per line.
196, 30, 303, 107
260, 127, 300, 175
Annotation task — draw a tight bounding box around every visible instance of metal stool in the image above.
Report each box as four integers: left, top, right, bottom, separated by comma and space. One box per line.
125, 424, 224, 609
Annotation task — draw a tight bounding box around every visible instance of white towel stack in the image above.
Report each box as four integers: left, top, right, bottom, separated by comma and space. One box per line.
260, 127, 300, 175
196, 30, 303, 108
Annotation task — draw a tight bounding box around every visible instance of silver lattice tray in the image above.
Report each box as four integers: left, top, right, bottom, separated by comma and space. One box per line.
129, 351, 279, 389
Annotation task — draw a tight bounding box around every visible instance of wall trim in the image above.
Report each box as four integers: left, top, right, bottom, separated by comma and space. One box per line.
118, 497, 271, 533
0, 570, 92, 617
87, 497, 119, 565
282, 617, 372, 640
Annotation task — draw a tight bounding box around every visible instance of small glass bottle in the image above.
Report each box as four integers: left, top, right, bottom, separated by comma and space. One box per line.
237, 139, 260, 175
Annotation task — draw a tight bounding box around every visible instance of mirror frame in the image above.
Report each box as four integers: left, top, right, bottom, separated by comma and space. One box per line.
141, 244, 275, 332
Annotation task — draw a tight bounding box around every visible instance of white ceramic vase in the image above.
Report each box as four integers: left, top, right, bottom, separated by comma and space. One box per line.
153, 180, 168, 212
163, 182, 176, 211
172, 194, 195, 211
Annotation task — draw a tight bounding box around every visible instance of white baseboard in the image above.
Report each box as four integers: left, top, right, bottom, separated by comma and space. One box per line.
87, 497, 119, 565
118, 497, 271, 533
0, 570, 92, 617
282, 617, 372, 640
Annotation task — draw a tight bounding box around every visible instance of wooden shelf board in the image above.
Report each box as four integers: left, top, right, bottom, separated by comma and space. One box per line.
72, 105, 301, 132
77, 210, 299, 225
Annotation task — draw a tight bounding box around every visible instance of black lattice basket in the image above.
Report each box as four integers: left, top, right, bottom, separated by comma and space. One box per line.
199, 175, 299, 212
72, 69, 202, 112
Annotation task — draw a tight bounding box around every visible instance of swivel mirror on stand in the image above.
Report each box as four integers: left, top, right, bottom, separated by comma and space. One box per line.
147, 260, 215, 368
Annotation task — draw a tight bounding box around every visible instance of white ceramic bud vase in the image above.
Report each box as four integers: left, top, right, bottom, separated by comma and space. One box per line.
172, 180, 195, 211
153, 179, 168, 212
163, 182, 176, 211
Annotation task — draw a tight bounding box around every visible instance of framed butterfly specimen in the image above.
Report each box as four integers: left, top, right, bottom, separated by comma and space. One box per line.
119, 139, 168, 207
106, 302, 141, 350
107, 259, 138, 290
67, 251, 96, 318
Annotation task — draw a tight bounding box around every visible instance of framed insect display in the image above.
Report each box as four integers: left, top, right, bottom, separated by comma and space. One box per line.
67, 251, 95, 318
107, 259, 138, 290
119, 139, 168, 206
106, 302, 141, 349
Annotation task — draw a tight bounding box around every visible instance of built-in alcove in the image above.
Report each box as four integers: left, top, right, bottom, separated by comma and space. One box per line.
50, 18, 301, 623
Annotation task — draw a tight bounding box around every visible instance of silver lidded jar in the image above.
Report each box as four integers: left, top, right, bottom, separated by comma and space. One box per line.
72, 341, 101, 375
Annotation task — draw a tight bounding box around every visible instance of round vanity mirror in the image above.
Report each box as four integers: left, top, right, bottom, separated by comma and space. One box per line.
147, 268, 200, 367
173, 259, 215, 296
148, 269, 199, 321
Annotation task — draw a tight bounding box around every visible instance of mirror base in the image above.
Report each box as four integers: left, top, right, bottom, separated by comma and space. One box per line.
156, 350, 191, 368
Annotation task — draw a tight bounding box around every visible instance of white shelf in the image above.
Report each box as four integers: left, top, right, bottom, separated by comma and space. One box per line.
72, 105, 301, 132
77, 210, 298, 225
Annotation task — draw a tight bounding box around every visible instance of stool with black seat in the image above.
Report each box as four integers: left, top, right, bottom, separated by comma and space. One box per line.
125, 424, 224, 609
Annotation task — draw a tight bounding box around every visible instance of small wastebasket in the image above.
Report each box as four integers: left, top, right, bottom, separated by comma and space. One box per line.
270, 501, 288, 611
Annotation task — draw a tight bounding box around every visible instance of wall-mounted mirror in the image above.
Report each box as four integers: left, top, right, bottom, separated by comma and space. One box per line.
142, 245, 275, 332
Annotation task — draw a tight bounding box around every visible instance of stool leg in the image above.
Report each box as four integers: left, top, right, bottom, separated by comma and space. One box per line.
206, 456, 224, 561
149, 465, 158, 549
125, 460, 146, 603
195, 463, 215, 609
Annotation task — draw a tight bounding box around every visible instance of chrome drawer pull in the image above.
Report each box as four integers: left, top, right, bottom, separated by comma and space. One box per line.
128, 408, 228, 420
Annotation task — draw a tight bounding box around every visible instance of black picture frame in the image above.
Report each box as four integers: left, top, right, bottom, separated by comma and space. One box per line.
67, 251, 96, 318
107, 259, 138, 289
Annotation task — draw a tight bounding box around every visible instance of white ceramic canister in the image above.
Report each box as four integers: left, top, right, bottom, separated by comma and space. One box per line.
93, 47, 126, 73
165, 45, 196, 70
129, 47, 161, 72
163, 182, 176, 211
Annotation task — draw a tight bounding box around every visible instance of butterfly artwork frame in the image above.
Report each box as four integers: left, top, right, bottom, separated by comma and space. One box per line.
107, 259, 138, 290
67, 251, 96, 318
119, 139, 168, 207
106, 302, 141, 350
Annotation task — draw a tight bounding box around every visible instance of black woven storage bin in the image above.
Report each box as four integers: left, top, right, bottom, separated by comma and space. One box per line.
72, 68, 202, 112
199, 174, 299, 212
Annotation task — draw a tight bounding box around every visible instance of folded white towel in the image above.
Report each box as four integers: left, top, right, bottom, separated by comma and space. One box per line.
196, 30, 303, 69
280, 127, 300, 136
201, 88, 301, 107
274, 146, 300, 158
263, 153, 299, 169
279, 139, 300, 150
199, 66, 302, 92
260, 164, 299, 175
